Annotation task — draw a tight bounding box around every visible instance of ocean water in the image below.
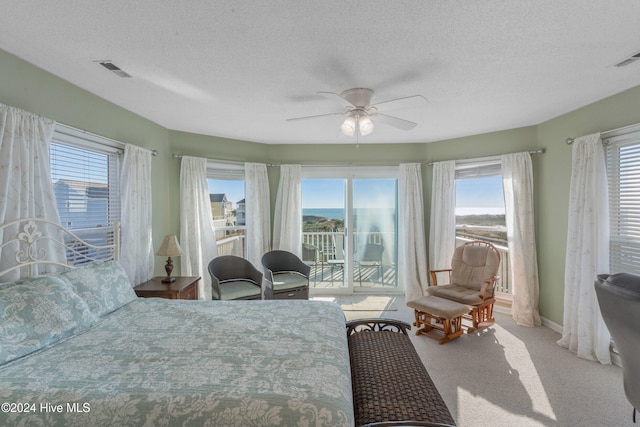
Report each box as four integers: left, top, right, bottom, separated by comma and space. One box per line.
303, 208, 344, 220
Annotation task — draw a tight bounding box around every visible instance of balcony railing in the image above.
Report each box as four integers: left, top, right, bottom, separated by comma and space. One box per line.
215, 225, 246, 257
302, 231, 397, 289
212, 228, 511, 296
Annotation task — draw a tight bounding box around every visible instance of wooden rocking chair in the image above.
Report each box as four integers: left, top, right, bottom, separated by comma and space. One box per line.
428, 240, 501, 332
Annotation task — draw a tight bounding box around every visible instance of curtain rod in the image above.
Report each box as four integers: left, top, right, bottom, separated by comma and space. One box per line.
426, 149, 545, 166
57, 122, 157, 156
565, 122, 640, 145
172, 153, 403, 167
172, 153, 248, 165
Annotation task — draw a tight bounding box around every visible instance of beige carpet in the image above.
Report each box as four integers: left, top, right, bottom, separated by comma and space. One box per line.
334, 295, 630, 427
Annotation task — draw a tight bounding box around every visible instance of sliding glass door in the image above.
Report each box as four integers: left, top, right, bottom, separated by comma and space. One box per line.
301, 167, 398, 294
352, 178, 397, 290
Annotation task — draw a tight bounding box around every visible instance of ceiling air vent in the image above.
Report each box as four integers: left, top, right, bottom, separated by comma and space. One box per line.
613, 51, 640, 67
96, 61, 132, 78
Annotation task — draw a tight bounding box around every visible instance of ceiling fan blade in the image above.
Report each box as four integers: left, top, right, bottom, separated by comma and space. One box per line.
374, 113, 418, 131
286, 111, 345, 122
317, 91, 356, 108
371, 94, 428, 109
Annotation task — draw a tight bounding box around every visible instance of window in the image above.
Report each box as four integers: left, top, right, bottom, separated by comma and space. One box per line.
50, 124, 122, 262
454, 159, 510, 295
455, 160, 506, 245
207, 162, 246, 257
605, 124, 640, 276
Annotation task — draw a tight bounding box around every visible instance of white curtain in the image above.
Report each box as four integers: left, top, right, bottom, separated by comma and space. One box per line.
399, 163, 429, 302
0, 104, 64, 281
245, 162, 271, 269
558, 133, 611, 364
180, 156, 217, 300
273, 164, 302, 255
501, 152, 541, 327
120, 144, 154, 286
428, 161, 457, 277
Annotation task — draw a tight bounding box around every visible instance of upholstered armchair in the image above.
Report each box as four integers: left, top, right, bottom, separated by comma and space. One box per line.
207, 255, 263, 300
595, 273, 640, 422
261, 250, 310, 300
428, 240, 501, 332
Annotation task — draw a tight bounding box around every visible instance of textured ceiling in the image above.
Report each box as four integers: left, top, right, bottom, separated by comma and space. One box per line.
2, 1, 640, 144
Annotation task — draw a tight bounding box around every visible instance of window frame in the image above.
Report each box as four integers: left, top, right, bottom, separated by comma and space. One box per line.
49, 124, 124, 263
207, 161, 247, 258
603, 123, 640, 276
453, 158, 510, 296
301, 165, 400, 293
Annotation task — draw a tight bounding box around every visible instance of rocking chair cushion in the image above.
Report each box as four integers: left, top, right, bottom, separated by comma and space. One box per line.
450, 243, 500, 292
425, 284, 484, 305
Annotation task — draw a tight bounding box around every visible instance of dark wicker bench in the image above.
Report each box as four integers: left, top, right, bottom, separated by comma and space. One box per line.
346, 319, 456, 427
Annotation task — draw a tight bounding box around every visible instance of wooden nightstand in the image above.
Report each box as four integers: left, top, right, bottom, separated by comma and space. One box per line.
134, 276, 200, 300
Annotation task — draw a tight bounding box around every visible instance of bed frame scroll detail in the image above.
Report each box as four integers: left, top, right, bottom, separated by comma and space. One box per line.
0, 217, 120, 279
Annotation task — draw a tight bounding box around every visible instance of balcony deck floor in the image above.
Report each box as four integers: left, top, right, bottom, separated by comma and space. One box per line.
307, 263, 397, 289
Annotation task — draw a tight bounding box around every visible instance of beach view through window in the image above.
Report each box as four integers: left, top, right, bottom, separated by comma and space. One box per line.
456, 175, 506, 246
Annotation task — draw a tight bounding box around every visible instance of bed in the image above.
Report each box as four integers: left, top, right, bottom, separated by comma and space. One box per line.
0, 219, 354, 426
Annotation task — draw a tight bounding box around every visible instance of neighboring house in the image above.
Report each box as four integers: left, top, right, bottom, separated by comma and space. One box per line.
53, 180, 108, 229
236, 199, 245, 226
209, 193, 233, 220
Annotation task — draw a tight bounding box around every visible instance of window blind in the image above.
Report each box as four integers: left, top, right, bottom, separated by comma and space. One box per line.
455, 158, 502, 179
50, 127, 122, 262
605, 129, 640, 276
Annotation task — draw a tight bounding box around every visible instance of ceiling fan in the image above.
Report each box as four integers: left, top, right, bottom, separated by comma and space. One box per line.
286, 88, 427, 138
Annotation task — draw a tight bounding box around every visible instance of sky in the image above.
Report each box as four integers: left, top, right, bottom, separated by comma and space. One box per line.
206, 175, 505, 211
301, 179, 397, 208
300, 176, 505, 209
302, 179, 344, 208
456, 175, 505, 208
208, 179, 245, 206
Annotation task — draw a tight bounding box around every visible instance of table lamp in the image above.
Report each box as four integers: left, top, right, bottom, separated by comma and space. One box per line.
156, 235, 184, 283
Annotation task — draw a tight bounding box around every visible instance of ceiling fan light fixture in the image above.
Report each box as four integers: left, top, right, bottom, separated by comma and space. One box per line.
359, 115, 374, 136
340, 115, 356, 136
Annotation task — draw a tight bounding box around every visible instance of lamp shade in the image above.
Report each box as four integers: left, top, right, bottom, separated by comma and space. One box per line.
340, 115, 356, 136
155, 235, 184, 257
359, 115, 375, 136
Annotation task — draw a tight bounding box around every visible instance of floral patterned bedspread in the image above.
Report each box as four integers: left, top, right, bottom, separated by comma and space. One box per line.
0, 299, 354, 426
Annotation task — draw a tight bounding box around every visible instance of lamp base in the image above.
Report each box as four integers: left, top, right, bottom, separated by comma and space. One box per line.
162, 257, 175, 283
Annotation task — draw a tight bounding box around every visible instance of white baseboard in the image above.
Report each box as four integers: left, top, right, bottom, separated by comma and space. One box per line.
496, 310, 564, 335
538, 316, 622, 367
541, 316, 563, 334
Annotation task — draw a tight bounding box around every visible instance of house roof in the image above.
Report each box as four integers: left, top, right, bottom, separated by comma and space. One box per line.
2, 1, 640, 145
54, 179, 108, 197
209, 194, 228, 203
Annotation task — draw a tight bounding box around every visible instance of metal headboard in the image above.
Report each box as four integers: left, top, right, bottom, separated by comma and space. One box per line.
0, 218, 120, 280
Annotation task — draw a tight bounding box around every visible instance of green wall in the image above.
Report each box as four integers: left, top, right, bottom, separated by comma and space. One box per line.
3, 47, 640, 325
0, 49, 171, 277
535, 85, 640, 324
